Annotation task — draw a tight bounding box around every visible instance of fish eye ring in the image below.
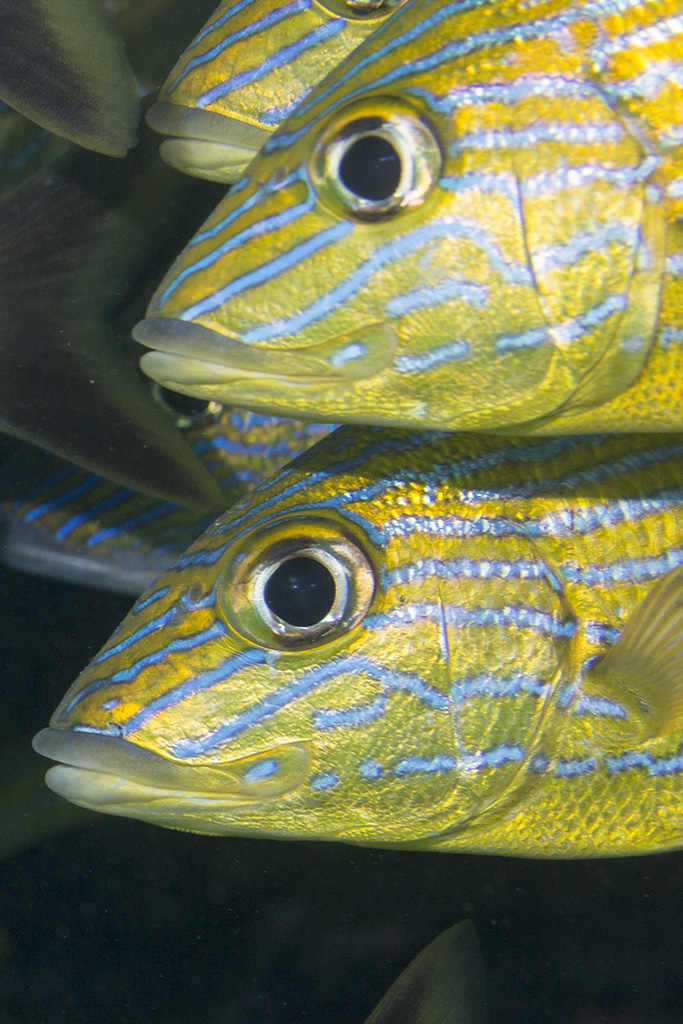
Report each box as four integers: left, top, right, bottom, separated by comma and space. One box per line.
314, 0, 408, 22
311, 98, 442, 221
217, 517, 375, 650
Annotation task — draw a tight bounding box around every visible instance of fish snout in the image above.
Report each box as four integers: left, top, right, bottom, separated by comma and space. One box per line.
33, 727, 312, 817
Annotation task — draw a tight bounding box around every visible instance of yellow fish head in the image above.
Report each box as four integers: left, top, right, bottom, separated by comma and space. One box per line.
136, 0, 665, 431
147, 0, 407, 182
32, 428, 576, 846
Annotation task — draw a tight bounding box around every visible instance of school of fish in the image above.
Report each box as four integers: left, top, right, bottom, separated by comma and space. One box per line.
17, 0, 683, 864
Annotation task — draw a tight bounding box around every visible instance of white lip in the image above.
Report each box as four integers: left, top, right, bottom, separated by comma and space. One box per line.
145, 103, 271, 183
134, 318, 397, 382
33, 728, 310, 807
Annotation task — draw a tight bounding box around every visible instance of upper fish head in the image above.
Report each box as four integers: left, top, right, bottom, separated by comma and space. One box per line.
147, 0, 408, 182
137, 0, 656, 431
34, 428, 576, 846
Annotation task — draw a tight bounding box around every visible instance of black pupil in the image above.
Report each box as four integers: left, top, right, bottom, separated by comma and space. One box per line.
264, 556, 336, 628
339, 134, 401, 202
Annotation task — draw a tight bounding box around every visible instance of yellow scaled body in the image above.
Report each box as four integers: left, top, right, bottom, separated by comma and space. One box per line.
136, 0, 683, 433
33, 429, 683, 858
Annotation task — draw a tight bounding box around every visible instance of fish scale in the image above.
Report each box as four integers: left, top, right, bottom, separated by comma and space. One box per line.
33, 429, 683, 857
136, 0, 683, 433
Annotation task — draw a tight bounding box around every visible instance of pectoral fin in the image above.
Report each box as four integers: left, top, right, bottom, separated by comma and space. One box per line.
585, 564, 683, 740
363, 921, 487, 1024
0, 0, 138, 155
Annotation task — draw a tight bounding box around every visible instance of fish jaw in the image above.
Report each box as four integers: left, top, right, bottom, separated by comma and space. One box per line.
33, 728, 314, 836
146, 104, 270, 184
135, 317, 409, 425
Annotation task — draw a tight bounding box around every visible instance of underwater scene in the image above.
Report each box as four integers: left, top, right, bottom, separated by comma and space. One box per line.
2, 0, 683, 1020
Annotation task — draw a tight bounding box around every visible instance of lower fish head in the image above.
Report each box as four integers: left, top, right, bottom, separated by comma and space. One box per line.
34, 429, 576, 845
147, 0, 406, 182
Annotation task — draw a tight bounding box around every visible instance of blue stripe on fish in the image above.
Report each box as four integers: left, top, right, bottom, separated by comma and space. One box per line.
182, 221, 352, 321
198, 20, 345, 107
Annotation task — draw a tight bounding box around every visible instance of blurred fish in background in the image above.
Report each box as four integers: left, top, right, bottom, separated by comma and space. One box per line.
0, 0, 229, 863
0, 0, 138, 154
0, 404, 333, 595
0, 0, 228, 508
362, 920, 486, 1024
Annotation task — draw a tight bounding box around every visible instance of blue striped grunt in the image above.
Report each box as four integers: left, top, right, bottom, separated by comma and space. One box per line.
1, 404, 332, 594
147, 0, 407, 182
32, 428, 683, 857
136, 0, 683, 433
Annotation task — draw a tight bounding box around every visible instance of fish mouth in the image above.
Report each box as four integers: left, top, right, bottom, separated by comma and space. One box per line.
134, 317, 397, 410
32, 728, 311, 834
145, 103, 271, 183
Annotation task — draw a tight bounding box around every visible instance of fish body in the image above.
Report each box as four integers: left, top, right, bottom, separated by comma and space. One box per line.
33, 428, 683, 858
137, 0, 683, 433
147, 0, 406, 182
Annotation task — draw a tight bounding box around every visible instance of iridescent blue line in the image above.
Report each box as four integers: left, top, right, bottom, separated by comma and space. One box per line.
62, 621, 225, 716
182, 221, 351, 320
161, 182, 315, 305
171, 0, 309, 89
367, 603, 575, 638
169, 655, 448, 756
126, 648, 269, 736
450, 673, 549, 702
198, 20, 344, 106
54, 487, 133, 541
88, 501, 177, 547
112, 622, 226, 687
24, 475, 101, 523
388, 557, 555, 586
456, 120, 624, 151
606, 750, 683, 776
562, 547, 683, 586
239, 215, 532, 344
133, 586, 171, 614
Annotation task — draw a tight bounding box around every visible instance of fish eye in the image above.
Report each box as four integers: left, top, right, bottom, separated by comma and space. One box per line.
217, 518, 375, 650
315, 0, 408, 21
339, 134, 401, 201
263, 555, 337, 627
311, 99, 442, 221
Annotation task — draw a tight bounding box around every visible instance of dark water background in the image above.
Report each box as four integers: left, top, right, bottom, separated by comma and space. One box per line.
1, 555, 683, 1024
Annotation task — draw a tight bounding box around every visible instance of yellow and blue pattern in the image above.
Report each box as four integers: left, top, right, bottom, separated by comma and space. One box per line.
33, 428, 683, 858
136, 0, 683, 432
147, 0, 406, 181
